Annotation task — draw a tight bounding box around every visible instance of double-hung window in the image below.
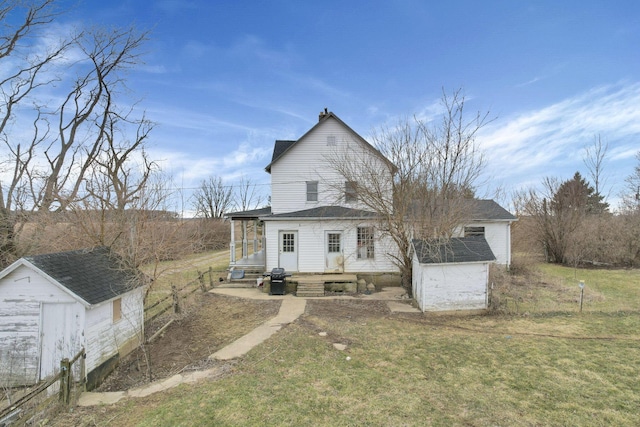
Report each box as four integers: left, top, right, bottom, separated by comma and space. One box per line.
306, 181, 318, 202
345, 181, 357, 203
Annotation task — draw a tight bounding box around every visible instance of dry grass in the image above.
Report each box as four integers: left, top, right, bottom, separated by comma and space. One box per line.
50, 257, 640, 426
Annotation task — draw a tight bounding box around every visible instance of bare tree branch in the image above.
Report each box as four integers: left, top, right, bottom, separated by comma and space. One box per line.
192, 176, 234, 218
327, 89, 490, 293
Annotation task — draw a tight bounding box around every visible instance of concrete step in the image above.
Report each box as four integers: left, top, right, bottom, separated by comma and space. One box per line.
296, 283, 325, 297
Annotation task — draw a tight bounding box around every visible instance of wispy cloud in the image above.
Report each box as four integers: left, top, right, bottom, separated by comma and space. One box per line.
515, 76, 543, 87
480, 82, 640, 176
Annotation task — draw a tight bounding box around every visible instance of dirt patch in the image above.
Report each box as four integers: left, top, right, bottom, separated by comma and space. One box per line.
96, 293, 280, 392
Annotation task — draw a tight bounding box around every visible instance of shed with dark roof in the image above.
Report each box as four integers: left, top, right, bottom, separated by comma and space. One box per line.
0, 247, 145, 388
411, 237, 495, 312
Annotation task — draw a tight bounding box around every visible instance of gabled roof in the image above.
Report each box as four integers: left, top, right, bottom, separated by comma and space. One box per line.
412, 236, 496, 264
0, 247, 144, 306
271, 140, 296, 162
265, 111, 397, 173
262, 205, 378, 220
468, 199, 517, 221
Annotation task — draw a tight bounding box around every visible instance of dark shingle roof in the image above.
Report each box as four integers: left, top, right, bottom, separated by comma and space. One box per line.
469, 199, 517, 221
412, 236, 496, 264
25, 247, 143, 305
264, 205, 378, 220
271, 140, 296, 162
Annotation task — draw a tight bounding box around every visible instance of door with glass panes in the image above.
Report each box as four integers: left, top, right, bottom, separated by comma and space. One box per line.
278, 230, 298, 271
325, 231, 344, 272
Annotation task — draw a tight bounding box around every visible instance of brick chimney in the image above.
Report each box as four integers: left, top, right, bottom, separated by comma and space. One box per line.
318, 107, 329, 121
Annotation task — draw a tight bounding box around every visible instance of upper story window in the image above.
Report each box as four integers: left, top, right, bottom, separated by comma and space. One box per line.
327, 135, 336, 146
464, 226, 485, 237
345, 181, 357, 203
306, 181, 318, 201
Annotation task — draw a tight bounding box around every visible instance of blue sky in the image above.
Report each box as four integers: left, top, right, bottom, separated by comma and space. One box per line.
57, 0, 640, 211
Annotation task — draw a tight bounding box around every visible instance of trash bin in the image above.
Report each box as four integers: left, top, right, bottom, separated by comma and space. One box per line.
266, 267, 289, 295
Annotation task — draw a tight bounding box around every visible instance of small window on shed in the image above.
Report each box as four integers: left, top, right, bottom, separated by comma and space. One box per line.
464, 226, 485, 237
113, 298, 122, 323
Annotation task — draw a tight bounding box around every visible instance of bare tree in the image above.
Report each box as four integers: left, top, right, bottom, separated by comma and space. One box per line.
0, 0, 75, 264
234, 175, 265, 212
619, 151, 640, 265
520, 173, 607, 264
192, 175, 233, 218
621, 151, 640, 213
0, 3, 152, 265
583, 134, 609, 211
328, 89, 490, 292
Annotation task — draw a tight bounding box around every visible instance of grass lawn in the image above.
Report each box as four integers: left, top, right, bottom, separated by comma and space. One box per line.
60, 262, 640, 426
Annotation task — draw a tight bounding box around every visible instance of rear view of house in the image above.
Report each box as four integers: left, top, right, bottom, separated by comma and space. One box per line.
0, 247, 145, 389
227, 110, 400, 275
226, 109, 516, 311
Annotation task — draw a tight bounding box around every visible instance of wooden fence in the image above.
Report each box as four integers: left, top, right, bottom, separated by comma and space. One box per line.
144, 267, 219, 323
0, 347, 85, 426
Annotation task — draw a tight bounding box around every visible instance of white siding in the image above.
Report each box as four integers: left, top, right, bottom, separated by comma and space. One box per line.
0, 262, 144, 385
456, 221, 512, 266
264, 219, 398, 273
412, 261, 489, 312
270, 118, 393, 214
84, 289, 143, 373
0, 265, 79, 385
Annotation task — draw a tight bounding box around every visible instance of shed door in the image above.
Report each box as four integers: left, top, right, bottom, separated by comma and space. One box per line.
278, 231, 298, 272
325, 231, 344, 272
39, 303, 82, 380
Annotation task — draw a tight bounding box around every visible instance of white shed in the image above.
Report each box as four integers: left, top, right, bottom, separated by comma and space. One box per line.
412, 237, 495, 312
0, 247, 145, 389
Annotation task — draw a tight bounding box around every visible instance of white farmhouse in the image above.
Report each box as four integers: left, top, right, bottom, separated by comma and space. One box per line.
227, 110, 517, 310
228, 110, 398, 276
0, 247, 145, 389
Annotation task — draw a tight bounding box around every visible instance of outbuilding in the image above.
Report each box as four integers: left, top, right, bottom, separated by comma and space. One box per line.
412, 237, 496, 312
0, 247, 145, 389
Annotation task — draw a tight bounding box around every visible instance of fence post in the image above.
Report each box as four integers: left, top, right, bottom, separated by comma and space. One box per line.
59, 358, 71, 405
80, 352, 86, 391
172, 284, 180, 314
209, 266, 214, 288
198, 270, 207, 292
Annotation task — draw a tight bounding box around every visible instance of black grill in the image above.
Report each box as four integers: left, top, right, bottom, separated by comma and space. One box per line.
266, 267, 289, 295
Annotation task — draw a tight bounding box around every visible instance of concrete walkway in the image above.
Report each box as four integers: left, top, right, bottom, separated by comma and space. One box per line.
78, 295, 307, 407
209, 297, 306, 361
77, 287, 416, 407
